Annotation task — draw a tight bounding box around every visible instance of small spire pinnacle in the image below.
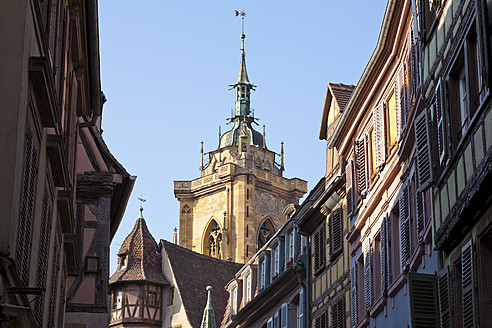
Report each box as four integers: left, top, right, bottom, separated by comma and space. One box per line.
281, 142, 285, 172
200, 141, 204, 171
263, 124, 266, 148
200, 286, 216, 328
235, 10, 250, 85
137, 196, 146, 218
173, 227, 178, 244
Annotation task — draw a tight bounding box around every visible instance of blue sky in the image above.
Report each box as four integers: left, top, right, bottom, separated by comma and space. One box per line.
99, 1, 388, 273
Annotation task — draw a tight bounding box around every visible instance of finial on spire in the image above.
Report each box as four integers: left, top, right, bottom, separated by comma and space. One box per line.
263, 125, 266, 148
281, 142, 285, 172
173, 227, 178, 244
200, 141, 204, 171
138, 196, 146, 218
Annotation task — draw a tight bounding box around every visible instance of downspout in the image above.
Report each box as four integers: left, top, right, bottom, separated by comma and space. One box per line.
79, 0, 102, 128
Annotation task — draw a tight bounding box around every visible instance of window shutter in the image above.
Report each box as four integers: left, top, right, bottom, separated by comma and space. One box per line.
399, 183, 412, 270
297, 289, 304, 328
395, 66, 406, 140
331, 297, 345, 328
408, 33, 415, 102
314, 312, 326, 328
435, 79, 448, 166
345, 159, 355, 217
350, 262, 358, 328
380, 216, 388, 295
476, 0, 492, 88
461, 241, 477, 328
356, 138, 367, 196
414, 108, 435, 191
17, 126, 38, 287
415, 172, 426, 243
363, 240, 373, 312
314, 225, 325, 274
385, 216, 392, 288
408, 273, 439, 328
329, 207, 343, 259
437, 266, 454, 328
373, 103, 386, 168
281, 303, 289, 328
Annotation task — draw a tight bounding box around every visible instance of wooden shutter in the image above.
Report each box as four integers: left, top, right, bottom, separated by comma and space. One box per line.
350, 262, 358, 328
356, 138, 367, 196
329, 207, 343, 259
363, 240, 373, 312
408, 32, 416, 102
399, 183, 412, 270
415, 172, 426, 243
17, 125, 39, 286
331, 297, 345, 328
314, 311, 326, 328
380, 216, 388, 295
313, 225, 325, 274
461, 241, 477, 328
373, 103, 386, 168
408, 273, 439, 328
414, 108, 435, 191
437, 266, 454, 328
395, 66, 405, 140
345, 159, 355, 217
435, 79, 448, 166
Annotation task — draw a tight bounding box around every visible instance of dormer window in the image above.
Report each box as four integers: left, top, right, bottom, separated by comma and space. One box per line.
119, 254, 127, 269
260, 260, 266, 289
231, 286, 238, 316
274, 246, 279, 276
246, 272, 252, 302
288, 230, 295, 262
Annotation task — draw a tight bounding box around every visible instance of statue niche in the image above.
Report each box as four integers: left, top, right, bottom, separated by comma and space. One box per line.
257, 217, 275, 250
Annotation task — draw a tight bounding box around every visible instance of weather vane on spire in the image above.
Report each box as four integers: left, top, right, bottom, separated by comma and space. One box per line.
235, 9, 246, 36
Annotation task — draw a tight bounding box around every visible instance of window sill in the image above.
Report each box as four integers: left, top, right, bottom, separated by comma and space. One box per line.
388, 272, 407, 298
356, 314, 370, 328
370, 295, 386, 318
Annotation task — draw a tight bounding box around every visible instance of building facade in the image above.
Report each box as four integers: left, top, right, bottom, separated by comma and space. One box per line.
297, 83, 354, 328
0, 0, 134, 327
174, 32, 307, 264
221, 197, 309, 328
415, 0, 492, 326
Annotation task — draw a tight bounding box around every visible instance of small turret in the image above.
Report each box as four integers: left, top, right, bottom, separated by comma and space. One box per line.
200, 286, 217, 328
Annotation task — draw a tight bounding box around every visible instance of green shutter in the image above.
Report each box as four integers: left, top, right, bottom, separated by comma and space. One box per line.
461, 240, 477, 328
414, 108, 435, 191
408, 272, 439, 328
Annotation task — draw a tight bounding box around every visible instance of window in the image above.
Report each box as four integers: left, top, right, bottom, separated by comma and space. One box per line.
267, 318, 273, 328
86, 257, 99, 273
314, 311, 326, 328
329, 207, 343, 259
297, 289, 304, 328
119, 255, 127, 269
116, 291, 123, 310
313, 223, 326, 274
147, 292, 157, 307
260, 260, 266, 289
274, 246, 280, 276
288, 230, 295, 262
231, 286, 238, 316
246, 273, 252, 302
168, 286, 174, 306
280, 303, 289, 328
418, 0, 440, 42
331, 297, 345, 328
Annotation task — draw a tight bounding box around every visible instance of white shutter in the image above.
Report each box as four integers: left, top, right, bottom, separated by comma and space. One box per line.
356, 138, 367, 196
395, 66, 405, 140
461, 240, 477, 328
346, 159, 355, 217
350, 261, 357, 328
437, 266, 454, 328
373, 103, 386, 168
414, 108, 435, 191
363, 240, 373, 312
297, 289, 304, 328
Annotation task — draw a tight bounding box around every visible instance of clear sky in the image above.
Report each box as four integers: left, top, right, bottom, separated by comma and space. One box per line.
99, 1, 389, 273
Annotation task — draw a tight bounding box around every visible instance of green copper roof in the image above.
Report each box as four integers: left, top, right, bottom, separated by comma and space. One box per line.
200, 286, 217, 328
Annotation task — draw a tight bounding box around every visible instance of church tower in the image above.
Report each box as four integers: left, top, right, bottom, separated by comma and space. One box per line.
174, 25, 307, 263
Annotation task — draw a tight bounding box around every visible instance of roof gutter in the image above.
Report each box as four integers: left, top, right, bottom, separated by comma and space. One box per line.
327, 0, 395, 149
80, 0, 102, 127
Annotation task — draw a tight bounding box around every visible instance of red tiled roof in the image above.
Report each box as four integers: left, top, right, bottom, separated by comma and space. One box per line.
109, 217, 168, 285
161, 240, 243, 328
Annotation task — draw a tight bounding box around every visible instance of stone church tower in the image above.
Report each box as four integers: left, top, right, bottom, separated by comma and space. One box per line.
174, 31, 307, 263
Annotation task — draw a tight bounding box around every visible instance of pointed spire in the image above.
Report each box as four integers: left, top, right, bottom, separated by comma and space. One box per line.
236, 33, 250, 85
173, 227, 178, 244
200, 286, 217, 328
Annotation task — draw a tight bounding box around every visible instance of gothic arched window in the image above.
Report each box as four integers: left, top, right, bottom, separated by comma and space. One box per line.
258, 218, 275, 250
204, 219, 223, 259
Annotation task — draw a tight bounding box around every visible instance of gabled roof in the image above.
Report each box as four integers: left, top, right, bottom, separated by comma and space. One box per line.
160, 240, 243, 328
109, 210, 168, 285
319, 83, 355, 140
